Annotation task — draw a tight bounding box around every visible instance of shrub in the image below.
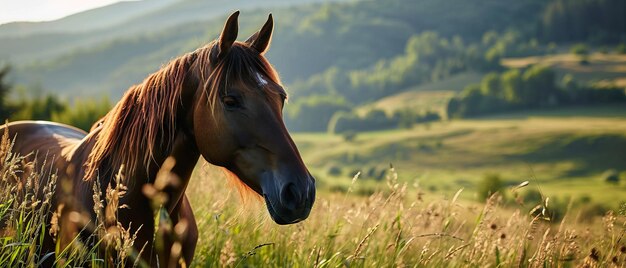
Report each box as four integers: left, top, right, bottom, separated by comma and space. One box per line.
341, 131, 358, 142
327, 165, 343, 176
329, 109, 399, 133
570, 43, 589, 56
578, 203, 610, 223
616, 43, 626, 54
603, 169, 620, 184
52, 97, 111, 131
477, 173, 504, 201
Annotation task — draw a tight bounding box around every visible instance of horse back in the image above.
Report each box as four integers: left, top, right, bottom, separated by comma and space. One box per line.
0, 121, 87, 176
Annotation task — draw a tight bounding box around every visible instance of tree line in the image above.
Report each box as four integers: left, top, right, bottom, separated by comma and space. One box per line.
446, 66, 626, 118
0, 65, 110, 131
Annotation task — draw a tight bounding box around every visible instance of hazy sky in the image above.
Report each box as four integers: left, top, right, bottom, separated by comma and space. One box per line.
0, 0, 124, 25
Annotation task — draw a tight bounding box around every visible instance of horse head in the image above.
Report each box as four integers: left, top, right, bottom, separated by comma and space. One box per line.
189, 12, 315, 224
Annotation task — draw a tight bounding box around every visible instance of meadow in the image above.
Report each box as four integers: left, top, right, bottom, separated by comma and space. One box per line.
2, 105, 626, 267
184, 160, 626, 267
297, 105, 626, 205
174, 105, 626, 267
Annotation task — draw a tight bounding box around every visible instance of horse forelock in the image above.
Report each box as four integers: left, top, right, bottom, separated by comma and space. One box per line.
200, 41, 286, 112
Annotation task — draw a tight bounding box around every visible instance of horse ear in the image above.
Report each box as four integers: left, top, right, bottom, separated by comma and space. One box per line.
247, 14, 273, 54
218, 11, 240, 58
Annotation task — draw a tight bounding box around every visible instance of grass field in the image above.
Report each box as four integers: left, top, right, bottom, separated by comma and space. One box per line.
294, 104, 626, 206
184, 103, 626, 265
180, 104, 626, 266
2, 105, 626, 266
184, 164, 626, 267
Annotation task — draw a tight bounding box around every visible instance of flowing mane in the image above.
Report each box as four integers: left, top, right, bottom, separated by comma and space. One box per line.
84, 41, 285, 185
84, 51, 196, 182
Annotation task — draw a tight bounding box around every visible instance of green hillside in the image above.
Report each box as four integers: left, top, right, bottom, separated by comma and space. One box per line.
502, 53, 626, 87
294, 105, 626, 204
0, 0, 346, 63
356, 72, 483, 116
2, 0, 552, 98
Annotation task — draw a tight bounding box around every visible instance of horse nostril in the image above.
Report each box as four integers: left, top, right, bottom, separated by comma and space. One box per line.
280, 182, 303, 210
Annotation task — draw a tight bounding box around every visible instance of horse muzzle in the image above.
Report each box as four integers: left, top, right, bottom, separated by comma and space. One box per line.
262, 173, 316, 225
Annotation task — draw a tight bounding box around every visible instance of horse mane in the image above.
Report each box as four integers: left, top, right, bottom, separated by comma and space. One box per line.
84, 41, 285, 195
84, 51, 196, 183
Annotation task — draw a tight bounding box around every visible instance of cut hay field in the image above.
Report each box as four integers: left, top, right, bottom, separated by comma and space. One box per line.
502, 53, 626, 87
356, 72, 483, 116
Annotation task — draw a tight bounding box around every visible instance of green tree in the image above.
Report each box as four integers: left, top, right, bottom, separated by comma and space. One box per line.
477, 173, 505, 201
501, 69, 524, 104
0, 65, 14, 120
52, 98, 111, 131
570, 43, 590, 65
480, 72, 502, 97
616, 43, 626, 54
286, 95, 351, 132
570, 43, 589, 56
11, 91, 66, 121
521, 66, 558, 106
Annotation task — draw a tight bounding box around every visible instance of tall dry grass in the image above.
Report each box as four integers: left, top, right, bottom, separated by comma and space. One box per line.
187, 165, 626, 267
0, 127, 624, 267
0, 130, 144, 267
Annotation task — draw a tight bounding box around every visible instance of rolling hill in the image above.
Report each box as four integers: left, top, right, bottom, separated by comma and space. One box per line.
0, 0, 348, 63
0, 0, 176, 37
294, 105, 626, 204
356, 72, 483, 116
1, 0, 550, 99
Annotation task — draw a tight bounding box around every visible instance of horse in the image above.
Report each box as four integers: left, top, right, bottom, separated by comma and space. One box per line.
0, 11, 315, 266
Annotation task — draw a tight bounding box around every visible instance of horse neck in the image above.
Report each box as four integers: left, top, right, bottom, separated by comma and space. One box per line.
135, 78, 201, 213
86, 66, 201, 213
151, 129, 200, 213
149, 66, 205, 213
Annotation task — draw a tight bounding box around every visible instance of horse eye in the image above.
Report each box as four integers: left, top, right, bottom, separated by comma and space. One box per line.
222, 96, 241, 109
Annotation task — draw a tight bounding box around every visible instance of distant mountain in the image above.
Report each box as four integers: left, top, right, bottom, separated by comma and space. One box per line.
3, 0, 552, 100
0, 0, 176, 37
0, 0, 346, 62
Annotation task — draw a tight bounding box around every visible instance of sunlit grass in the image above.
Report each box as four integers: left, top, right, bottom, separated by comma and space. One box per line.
0, 131, 144, 267
187, 163, 626, 267
0, 127, 625, 266
3, 109, 626, 266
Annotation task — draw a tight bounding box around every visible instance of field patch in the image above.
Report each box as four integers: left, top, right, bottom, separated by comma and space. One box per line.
293, 106, 626, 203
502, 53, 626, 86
357, 72, 483, 115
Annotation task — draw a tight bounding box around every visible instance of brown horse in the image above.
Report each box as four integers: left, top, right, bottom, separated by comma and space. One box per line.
1, 11, 315, 266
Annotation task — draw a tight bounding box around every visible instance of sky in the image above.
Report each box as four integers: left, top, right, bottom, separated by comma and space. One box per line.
0, 0, 124, 25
